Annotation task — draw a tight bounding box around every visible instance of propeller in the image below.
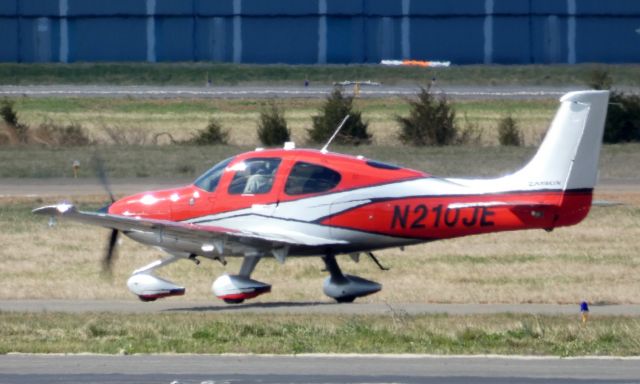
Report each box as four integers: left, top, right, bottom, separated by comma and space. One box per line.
93, 152, 119, 276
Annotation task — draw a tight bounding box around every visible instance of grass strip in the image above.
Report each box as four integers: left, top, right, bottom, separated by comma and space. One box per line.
1, 63, 640, 86
0, 312, 638, 356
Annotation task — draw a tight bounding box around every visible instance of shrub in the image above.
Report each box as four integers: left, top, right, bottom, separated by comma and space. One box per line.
33, 120, 91, 147
457, 113, 484, 145
497, 115, 523, 146
191, 118, 229, 145
1, 98, 29, 144
309, 87, 371, 145
586, 67, 612, 90
257, 102, 290, 146
603, 91, 640, 143
396, 87, 457, 146
100, 124, 153, 146
581, 69, 640, 143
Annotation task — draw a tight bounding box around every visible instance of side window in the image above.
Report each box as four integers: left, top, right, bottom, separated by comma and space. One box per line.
285, 162, 342, 195
193, 156, 234, 192
228, 158, 282, 195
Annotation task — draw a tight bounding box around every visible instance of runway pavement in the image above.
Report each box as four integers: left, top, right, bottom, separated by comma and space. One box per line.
2, 299, 640, 316
0, 84, 583, 100
1, 354, 639, 383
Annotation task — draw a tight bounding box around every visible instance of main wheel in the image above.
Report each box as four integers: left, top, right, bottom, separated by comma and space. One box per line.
335, 296, 356, 303
223, 298, 245, 304
138, 296, 157, 302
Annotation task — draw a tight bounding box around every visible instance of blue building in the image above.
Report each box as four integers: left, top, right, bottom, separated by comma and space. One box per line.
1, 0, 639, 64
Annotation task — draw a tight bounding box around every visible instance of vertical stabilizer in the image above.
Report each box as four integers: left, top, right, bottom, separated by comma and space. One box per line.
504, 90, 609, 192
446, 90, 609, 194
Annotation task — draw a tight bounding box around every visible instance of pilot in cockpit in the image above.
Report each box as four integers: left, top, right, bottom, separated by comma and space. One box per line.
243, 160, 275, 194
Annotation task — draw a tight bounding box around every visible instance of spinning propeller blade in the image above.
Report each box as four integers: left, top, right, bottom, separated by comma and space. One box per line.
93, 152, 119, 275
102, 229, 119, 276
93, 152, 115, 203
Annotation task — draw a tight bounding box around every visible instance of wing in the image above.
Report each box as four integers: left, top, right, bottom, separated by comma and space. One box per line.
33, 204, 345, 260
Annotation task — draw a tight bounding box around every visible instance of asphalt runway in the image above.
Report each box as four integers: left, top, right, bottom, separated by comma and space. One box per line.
1, 354, 639, 383
0, 84, 583, 100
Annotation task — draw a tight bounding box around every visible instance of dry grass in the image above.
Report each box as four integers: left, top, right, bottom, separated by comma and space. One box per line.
1, 189, 638, 304
13, 97, 556, 147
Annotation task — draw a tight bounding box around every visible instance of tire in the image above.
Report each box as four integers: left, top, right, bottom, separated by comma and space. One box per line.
336, 296, 356, 303
223, 298, 245, 304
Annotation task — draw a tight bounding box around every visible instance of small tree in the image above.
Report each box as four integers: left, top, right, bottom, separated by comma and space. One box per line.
191, 118, 229, 145
257, 102, 290, 146
586, 67, 613, 91
309, 87, 371, 145
604, 92, 640, 143
396, 87, 457, 146
34, 120, 91, 147
457, 113, 484, 145
1, 98, 29, 144
582, 69, 640, 143
497, 115, 523, 146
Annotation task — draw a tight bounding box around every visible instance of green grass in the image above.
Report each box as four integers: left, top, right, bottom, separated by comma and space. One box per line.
0, 312, 638, 356
2, 63, 640, 86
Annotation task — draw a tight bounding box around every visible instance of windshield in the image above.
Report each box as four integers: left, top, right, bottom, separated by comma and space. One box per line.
193, 156, 234, 192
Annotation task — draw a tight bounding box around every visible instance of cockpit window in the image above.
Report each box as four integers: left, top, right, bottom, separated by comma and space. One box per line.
228, 158, 282, 195
285, 161, 341, 195
193, 156, 234, 192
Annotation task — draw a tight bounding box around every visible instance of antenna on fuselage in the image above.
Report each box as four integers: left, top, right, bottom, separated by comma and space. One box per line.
321, 115, 350, 154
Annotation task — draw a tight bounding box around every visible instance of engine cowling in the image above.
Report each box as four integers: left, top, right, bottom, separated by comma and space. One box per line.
127, 273, 185, 302
212, 274, 271, 304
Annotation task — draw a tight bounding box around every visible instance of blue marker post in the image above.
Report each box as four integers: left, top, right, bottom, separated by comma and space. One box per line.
580, 301, 589, 325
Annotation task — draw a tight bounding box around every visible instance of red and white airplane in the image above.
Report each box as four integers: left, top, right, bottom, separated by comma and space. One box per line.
35, 90, 609, 304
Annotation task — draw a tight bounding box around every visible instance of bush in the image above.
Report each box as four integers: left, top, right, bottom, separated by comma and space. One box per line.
1, 98, 29, 144
309, 87, 371, 145
396, 87, 458, 146
457, 114, 484, 145
581, 69, 640, 143
33, 120, 91, 147
191, 118, 229, 145
586, 67, 613, 90
100, 124, 153, 145
603, 91, 640, 143
497, 115, 523, 146
257, 102, 290, 146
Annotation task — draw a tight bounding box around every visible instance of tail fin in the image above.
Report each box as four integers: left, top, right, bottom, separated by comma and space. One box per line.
446, 90, 609, 193
511, 90, 609, 191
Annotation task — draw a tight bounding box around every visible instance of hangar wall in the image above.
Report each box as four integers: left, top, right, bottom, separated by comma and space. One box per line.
1, 0, 639, 64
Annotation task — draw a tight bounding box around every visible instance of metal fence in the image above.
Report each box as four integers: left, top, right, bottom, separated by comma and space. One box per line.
2, 0, 639, 64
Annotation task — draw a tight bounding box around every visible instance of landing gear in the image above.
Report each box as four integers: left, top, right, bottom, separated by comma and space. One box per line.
322, 253, 381, 303
223, 298, 245, 304
212, 255, 271, 304
126, 258, 186, 302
